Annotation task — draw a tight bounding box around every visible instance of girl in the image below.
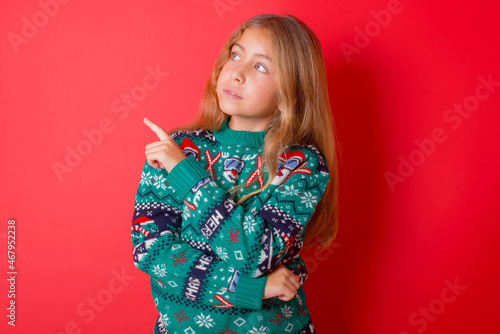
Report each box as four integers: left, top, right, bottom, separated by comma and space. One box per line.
131, 13, 339, 333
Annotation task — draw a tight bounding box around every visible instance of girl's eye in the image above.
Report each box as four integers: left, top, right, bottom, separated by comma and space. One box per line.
256, 64, 268, 73
230, 52, 268, 73
231, 52, 240, 61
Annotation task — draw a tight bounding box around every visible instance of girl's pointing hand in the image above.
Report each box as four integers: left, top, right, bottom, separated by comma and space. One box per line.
144, 117, 186, 173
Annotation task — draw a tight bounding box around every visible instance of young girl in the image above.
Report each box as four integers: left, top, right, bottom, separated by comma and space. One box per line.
131, 13, 339, 333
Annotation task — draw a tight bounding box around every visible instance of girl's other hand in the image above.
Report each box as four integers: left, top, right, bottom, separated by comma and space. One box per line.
263, 264, 300, 301
143, 118, 187, 172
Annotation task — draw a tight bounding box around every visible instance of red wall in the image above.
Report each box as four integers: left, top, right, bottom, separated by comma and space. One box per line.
1, 0, 499, 333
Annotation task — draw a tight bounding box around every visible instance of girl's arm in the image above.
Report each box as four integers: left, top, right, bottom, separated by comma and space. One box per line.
131, 159, 298, 310
168, 145, 330, 278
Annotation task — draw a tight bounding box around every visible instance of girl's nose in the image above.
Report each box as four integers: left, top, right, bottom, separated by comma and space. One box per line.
231, 67, 244, 83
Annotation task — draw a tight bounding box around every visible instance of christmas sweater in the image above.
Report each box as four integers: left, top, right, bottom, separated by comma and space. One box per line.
131, 116, 330, 333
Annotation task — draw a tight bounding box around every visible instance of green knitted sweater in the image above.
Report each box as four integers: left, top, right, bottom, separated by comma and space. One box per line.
131, 116, 329, 333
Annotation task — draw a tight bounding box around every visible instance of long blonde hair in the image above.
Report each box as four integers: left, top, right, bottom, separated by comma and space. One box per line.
168, 14, 340, 252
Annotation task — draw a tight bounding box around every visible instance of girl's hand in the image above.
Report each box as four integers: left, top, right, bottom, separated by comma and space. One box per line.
143, 118, 186, 173
263, 264, 300, 301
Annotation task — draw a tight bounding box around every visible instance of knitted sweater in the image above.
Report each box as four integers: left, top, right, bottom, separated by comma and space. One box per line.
131, 116, 330, 334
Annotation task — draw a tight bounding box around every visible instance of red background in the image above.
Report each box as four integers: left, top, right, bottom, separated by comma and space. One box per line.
1, 0, 499, 333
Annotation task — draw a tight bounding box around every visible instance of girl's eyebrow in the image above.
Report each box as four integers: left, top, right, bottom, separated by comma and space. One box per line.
233, 43, 274, 63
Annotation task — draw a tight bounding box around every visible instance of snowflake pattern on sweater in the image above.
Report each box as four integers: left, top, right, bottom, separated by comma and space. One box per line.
131, 117, 329, 333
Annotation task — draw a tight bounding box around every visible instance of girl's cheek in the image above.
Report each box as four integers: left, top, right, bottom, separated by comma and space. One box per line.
220, 66, 231, 77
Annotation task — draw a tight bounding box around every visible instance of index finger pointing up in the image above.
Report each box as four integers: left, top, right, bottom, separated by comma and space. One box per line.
144, 117, 170, 141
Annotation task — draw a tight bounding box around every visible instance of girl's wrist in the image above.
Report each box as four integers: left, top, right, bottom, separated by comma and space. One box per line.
165, 156, 186, 173
233, 274, 267, 310
166, 156, 212, 200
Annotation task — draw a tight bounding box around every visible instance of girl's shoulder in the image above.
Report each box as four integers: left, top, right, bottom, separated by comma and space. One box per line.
168, 127, 217, 144
169, 128, 329, 174
283, 143, 329, 174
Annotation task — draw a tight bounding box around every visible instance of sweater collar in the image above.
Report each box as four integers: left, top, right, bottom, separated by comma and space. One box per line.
213, 117, 267, 148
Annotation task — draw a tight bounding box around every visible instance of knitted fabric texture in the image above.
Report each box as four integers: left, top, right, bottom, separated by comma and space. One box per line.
131, 117, 330, 333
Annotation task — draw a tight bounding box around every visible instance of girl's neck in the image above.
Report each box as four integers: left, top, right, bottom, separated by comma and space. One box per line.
214, 117, 267, 148
227, 115, 272, 132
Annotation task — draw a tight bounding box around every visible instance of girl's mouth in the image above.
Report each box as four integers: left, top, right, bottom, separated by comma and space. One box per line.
223, 88, 243, 99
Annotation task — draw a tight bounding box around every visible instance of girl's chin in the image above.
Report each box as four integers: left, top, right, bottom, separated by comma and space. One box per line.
218, 105, 244, 116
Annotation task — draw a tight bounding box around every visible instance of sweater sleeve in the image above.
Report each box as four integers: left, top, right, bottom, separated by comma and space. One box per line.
131, 159, 266, 310
167, 146, 330, 278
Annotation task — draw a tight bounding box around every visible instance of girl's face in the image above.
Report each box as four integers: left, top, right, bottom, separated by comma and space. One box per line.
216, 27, 280, 131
